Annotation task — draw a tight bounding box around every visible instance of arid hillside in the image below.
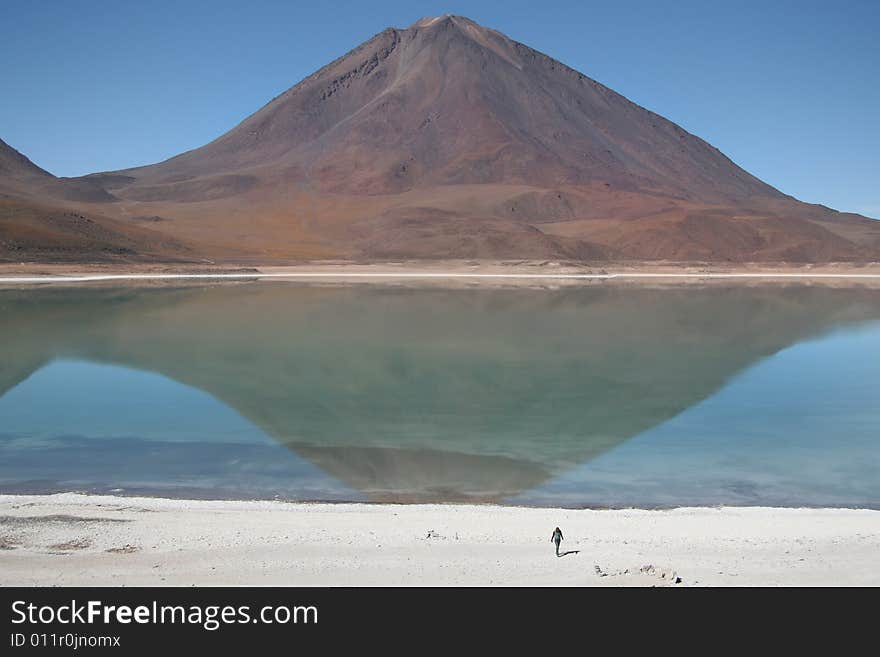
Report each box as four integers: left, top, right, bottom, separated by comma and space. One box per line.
3, 16, 879, 263
0, 139, 189, 262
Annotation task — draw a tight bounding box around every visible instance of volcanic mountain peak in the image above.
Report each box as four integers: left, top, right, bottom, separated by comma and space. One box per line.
413, 14, 464, 26
3, 15, 880, 263
409, 14, 528, 69
410, 14, 508, 42
95, 14, 782, 207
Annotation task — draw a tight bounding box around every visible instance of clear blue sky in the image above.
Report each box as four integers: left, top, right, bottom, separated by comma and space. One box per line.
2, 0, 877, 217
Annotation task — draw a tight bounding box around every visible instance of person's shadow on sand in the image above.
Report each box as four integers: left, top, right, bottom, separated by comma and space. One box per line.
557, 550, 580, 557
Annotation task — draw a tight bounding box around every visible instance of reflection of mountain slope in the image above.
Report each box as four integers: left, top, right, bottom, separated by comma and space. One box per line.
2, 284, 880, 501
0, 356, 47, 400
291, 443, 550, 503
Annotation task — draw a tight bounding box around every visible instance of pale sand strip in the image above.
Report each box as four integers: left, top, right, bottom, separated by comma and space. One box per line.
4, 271, 880, 284
1, 494, 878, 586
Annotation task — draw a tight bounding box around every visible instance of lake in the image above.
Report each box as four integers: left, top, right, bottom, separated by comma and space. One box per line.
1, 282, 878, 507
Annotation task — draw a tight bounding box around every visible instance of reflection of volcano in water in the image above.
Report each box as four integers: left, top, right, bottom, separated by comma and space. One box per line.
290, 443, 551, 503
3, 283, 880, 502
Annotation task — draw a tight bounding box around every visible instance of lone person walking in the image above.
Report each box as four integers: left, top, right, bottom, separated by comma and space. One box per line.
551, 527, 564, 556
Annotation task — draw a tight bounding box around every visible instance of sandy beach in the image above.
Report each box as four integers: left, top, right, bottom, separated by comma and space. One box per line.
1, 494, 878, 586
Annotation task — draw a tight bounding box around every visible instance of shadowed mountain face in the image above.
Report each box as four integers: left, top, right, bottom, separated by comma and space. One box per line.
0, 139, 53, 187
3, 15, 880, 262
0, 138, 114, 203
2, 283, 880, 501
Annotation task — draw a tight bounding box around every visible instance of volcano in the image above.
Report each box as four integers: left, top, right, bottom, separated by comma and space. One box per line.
3, 15, 879, 262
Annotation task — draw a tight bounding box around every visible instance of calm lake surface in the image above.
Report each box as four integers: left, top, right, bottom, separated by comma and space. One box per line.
1, 283, 879, 508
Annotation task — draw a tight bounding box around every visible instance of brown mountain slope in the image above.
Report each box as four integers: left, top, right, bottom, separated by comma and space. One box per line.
0, 138, 116, 203
97, 16, 781, 200
5, 15, 880, 262
0, 138, 54, 184
0, 140, 190, 262
0, 197, 193, 263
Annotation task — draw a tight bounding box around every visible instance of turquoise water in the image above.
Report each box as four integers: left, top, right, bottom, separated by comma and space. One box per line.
0, 283, 878, 507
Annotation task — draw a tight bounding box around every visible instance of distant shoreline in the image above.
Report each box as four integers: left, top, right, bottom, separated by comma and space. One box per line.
3, 260, 880, 286
5, 272, 880, 284
2, 493, 878, 586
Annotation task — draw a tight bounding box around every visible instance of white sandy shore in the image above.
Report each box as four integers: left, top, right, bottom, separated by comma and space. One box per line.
1, 494, 878, 586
